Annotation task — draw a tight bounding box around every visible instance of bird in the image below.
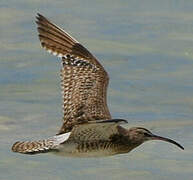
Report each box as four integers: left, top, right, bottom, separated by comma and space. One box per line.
11, 14, 184, 157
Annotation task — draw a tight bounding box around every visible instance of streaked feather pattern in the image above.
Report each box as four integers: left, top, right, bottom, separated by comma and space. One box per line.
36, 14, 111, 134
58, 123, 131, 156
12, 139, 55, 154
11, 14, 184, 156
12, 133, 71, 154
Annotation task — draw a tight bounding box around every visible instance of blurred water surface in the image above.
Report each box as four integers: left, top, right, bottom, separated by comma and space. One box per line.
0, 0, 193, 180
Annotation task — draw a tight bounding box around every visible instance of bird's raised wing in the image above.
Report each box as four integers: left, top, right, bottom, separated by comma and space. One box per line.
36, 14, 111, 134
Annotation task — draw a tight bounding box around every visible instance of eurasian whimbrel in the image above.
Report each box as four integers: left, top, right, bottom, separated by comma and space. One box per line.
12, 14, 184, 156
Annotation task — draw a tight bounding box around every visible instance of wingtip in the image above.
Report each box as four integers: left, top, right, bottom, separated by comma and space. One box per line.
36, 13, 43, 18
36, 13, 41, 20
36, 14, 41, 24
36, 13, 48, 22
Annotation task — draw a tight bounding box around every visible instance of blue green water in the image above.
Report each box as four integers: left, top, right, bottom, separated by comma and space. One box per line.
1, 0, 193, 179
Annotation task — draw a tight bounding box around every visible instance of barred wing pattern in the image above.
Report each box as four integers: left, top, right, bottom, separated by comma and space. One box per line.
12, 133, 71, 154
36, 14, 111, 134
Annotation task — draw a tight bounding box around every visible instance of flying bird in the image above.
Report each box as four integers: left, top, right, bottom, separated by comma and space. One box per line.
12, 14, 184, 156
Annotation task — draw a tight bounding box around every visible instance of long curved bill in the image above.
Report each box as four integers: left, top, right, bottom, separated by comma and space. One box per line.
150, 135, 184, 150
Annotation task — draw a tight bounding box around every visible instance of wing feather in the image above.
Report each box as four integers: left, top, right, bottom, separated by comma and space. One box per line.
36, 14, 111, 134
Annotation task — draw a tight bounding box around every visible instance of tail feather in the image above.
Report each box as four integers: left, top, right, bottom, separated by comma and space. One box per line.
12, 132, 71, 154
12, 139, 56, 154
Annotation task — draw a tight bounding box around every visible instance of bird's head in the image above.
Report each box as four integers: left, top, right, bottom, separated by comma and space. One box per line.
127, 127, 184, 150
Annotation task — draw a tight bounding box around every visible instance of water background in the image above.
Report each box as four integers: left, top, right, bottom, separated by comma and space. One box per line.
0, 0, 193, 180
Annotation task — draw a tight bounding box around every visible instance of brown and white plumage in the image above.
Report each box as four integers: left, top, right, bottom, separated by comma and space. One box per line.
12, 13, 112, 154
12, 132, 71, 154
12, 122, 128, 156
12, 14, 184, 155
36, 13, 111, 134
57, 123, 132, 157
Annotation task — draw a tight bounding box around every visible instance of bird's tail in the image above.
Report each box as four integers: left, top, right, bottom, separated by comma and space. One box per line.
12, 132, 71, 154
